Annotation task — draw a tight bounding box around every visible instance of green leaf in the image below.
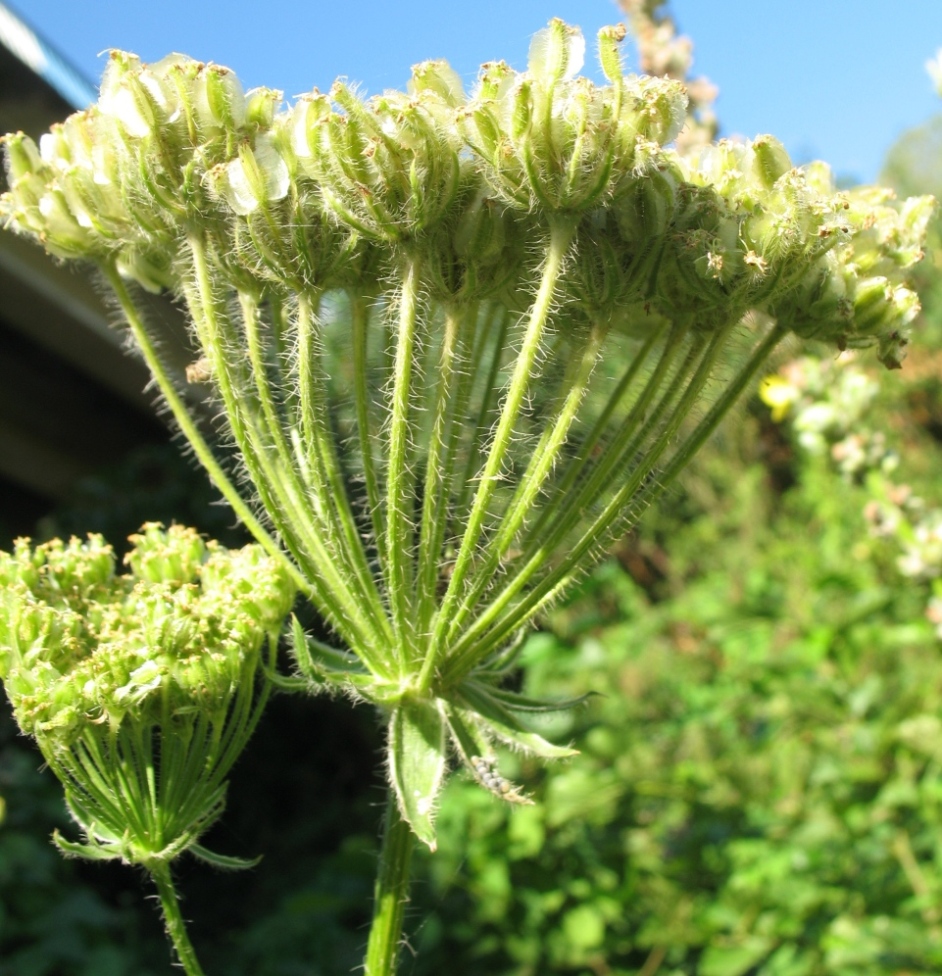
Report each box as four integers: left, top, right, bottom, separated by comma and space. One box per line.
457, 680, 579, 759
442, 704, 534, 804
261, 665, 312, 693
189, 843, 262, 871
288, 615, 376, 695
387, 701, 448, 850
699, 938, 775, 976
52, 830, 122, 862
442, 702, 490, 766
484, 685, 600, 714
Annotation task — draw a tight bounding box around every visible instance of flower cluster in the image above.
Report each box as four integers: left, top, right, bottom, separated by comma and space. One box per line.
0, 20, 933, 852
0, 524, 294, 866
760, 354, 899, 477
0, 23, 929, 359
761, 352, 942, 639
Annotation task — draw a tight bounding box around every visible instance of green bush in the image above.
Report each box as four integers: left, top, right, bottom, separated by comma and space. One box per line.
412, 417, 942, 975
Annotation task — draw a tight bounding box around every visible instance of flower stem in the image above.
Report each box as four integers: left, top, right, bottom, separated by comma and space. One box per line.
101, 262, 286, 580
364, 792, 415, 976
150, 861, 206, 976
443, 320, 736, 679
386, 255, 423, 663
442, 321, 607, 645
420, 219, 575, 690
416, 303, 464, 637
352, 292, 386, 549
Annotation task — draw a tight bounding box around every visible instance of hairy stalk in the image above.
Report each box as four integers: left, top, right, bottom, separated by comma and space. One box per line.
442, 323, 692, 654
453, 305, 511, 522
101, 263, 297, 583
416, 303, 465, 638
386, 256, 423, 664
352, 292, 386, 549
184, 233, 386, 662
364, 793, 416, 976
443, 320, 737, 679
640, 322, 788, 507
466, 322, 789, 662
523, 322, 669, 539
150, 861, 206, 976
240, 288, 338, 542
294, 291, 393, 648
520, 321, 689, 553
421, 220, 576, 691
443, 322, 606, 644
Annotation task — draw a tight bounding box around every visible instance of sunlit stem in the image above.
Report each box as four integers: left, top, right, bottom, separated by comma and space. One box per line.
453, 305, 511, 523
443, 321, 606, 646
100, 262, 296, 587
521, 320, 689, 554
295, 291, 394, 650
352, 292, 386, 550
183, 232, 386, 663
386, 255, 423, 664
442, 322, 691, 655
522, 322, 669, 545
416, 303, 465, 639
477, 322, 787, 659
643, 322, 789, 506
420, 218, 576, 692
442, 319, 738, 681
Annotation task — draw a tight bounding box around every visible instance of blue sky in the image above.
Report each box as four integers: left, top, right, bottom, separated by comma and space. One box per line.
11, 0, 942, 185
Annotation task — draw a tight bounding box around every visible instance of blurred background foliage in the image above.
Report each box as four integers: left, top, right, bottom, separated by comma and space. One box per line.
4, 101, 942, 976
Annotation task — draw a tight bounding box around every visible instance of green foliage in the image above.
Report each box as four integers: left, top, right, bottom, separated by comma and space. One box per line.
411, 418, 942, 975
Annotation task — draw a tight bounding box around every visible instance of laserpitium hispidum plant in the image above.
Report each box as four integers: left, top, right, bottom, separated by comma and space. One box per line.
0, 17, 933, 975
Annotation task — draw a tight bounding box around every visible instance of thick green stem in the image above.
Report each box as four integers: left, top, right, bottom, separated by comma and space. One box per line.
150, 861, 206, 976
364, 792, 416, 976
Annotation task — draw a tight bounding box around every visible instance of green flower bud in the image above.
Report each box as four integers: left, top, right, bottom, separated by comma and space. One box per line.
195, 62, 247, 134
100, 50, 176, 141
124, 523, 207, 584
749, 135, 792, 190
36, 187, 102, 259
3, 131, 43, 181
613, 159, 681, 241
114, 246, 175, 293
621, 75, 688, 148
315, 82, 462, 242
287, 90, 331, 173
597, 24, 627, 86
245, 87, 282, 131
569, 212, 634, 315
209, 133, 290, 216
409, 59, 466, 108
527, 18, 586, 85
